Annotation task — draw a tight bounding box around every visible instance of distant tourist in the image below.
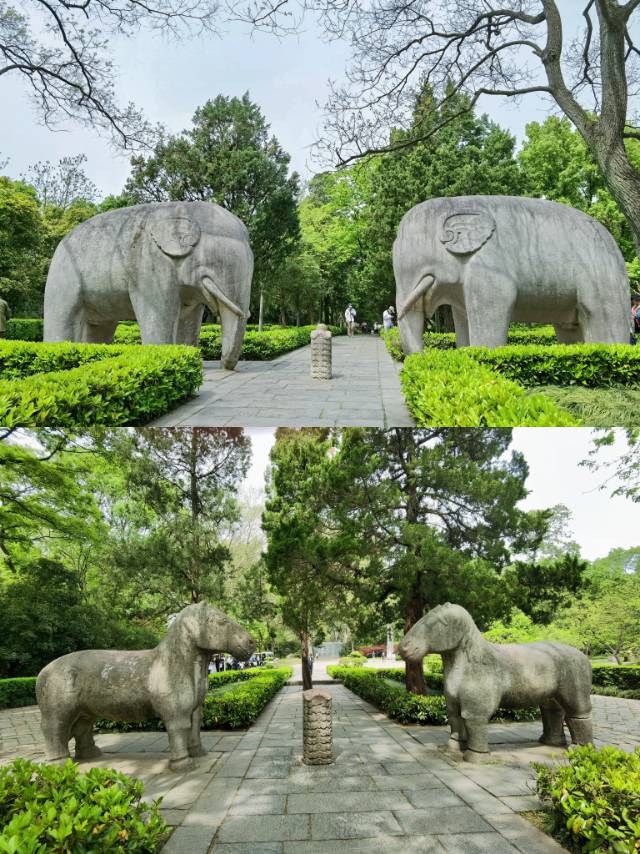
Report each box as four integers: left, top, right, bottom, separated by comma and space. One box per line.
344, 303, 357, 336
383, 306, 396, 331
0, 296, 11, 339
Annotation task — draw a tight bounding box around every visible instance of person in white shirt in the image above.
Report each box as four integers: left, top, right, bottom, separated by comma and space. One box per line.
345, 303, 357, 336
383, 306, 395, 331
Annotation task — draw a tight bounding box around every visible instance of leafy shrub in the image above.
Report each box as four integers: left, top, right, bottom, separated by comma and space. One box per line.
0, 758, 168, 853
534, 745, 640, 853
327, 666, 538, 724
96, 667, 292, 733
0, 678, 36, 710
592, 664, 640, 691
5, 319, 43, 341
0, 342, 202, 428
401, 350, 579, 426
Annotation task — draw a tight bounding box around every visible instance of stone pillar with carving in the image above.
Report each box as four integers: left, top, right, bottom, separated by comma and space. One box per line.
310, 324, 332, 380
302, 688, 333, 765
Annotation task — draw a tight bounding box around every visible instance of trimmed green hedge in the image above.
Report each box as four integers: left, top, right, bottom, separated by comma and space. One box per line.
401, 349, 580, 426
0, 759, 168, 852
95, 667, 292, 732
0, 342, 202, 427
327, 666, 539, 725
534, 744, 640, 853
0, 678, 37, 710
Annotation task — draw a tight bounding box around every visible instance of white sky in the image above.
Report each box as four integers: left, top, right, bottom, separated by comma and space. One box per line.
242, 428, 639, 561
2, 3, 598, 194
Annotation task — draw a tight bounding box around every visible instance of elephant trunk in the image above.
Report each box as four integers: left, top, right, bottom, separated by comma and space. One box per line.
202, 276, 248, 370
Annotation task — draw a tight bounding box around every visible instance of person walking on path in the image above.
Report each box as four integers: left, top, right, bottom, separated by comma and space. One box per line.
344, 303, 357, 336
383, 305, 395, 331
0, 296, 11, 339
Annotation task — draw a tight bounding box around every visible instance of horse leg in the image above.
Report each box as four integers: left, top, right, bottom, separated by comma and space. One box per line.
188, 706, 207, 758
73, 716, 102, 760
166, 719, 195, 772
462, 715, 491, 762
539, 700, 567, 747
445, 696, 466, 752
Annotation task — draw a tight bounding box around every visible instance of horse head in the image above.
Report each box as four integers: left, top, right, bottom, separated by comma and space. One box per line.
179, 602, 256, 660
399, 603, 476, 661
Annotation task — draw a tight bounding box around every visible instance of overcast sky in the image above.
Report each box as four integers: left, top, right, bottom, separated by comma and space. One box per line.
243, 428, 638, 562
2, 3, 601, 196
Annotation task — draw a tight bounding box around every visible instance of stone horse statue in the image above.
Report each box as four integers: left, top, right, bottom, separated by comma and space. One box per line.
399, 603, 592, 762
36, 602, 256, 771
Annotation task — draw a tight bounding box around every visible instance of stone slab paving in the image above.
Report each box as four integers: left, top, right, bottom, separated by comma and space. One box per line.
1, 689, 638, 853
150, 334, 415, 427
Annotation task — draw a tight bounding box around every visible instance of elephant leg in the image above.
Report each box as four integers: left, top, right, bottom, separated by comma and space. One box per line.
553, 323, 582, 344
452, 306, 470, 348
539, 700, 567, 747
166, 721, 195, 772
84, 321, 118, 344
131, 291, 181, 345
72, 716, 102, 760
464, 275, 515, 348
188, 706, 206, 758
565, 714, 593, 745
177, 304, 205, 346
41, 715, 72, 762
398, 308, 425, 355
462, 715, 491, 762
445, 696, 466, 752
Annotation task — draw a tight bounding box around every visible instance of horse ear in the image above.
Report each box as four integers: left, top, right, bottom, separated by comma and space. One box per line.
150, 215, 201, 257
440, 212, 495, 255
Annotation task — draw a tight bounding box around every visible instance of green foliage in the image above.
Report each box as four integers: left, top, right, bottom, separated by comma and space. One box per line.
0, 342, 202, 427
534, 745, 640, 853
328, 666, 539, 725
0, 678, 36, 710
400, 349, 579, 426
0, 758, 168, 853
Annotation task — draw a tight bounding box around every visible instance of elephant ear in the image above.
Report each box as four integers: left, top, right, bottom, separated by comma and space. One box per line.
440, 211, 495, 255
149, 215, 201, 257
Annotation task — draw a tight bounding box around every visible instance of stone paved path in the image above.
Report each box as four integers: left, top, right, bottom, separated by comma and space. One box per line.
2, 688, 638, 853
151, 335, 415, 427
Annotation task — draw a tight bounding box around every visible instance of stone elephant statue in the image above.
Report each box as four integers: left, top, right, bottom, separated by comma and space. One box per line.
399, 603, 592, 762
36, 602, 256, 771
43, 201, 253, 370
393, 195, 629, 352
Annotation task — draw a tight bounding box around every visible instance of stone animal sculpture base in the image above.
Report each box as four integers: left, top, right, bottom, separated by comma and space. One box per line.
399, 603, 592, 763
310, 324, 332, 380
303, 688, 333, 765
394, 195, 629, 352
36, 602, 255, 772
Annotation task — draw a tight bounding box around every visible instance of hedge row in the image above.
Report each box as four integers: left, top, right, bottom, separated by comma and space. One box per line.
95, 667, 292, 732
0, 342, 202, 427
0, 759, 168, 853
401, 349, 580, 426
535, 744, 640, 853
327, 666, 539, 724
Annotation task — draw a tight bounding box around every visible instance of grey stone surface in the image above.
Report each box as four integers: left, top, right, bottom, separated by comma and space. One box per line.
35, 602, 255, 770
0, 297, 11, 335
399, 603, 593, 761
43, 201, 253, 370
150, 334, 415, 427
394, 195, 630, 351
302, 688, 333, 765
310, 324, 332, 380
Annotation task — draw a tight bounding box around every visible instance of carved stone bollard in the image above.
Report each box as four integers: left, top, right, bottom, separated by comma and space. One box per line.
310, 324, 332, 380
303, 688, 333, 765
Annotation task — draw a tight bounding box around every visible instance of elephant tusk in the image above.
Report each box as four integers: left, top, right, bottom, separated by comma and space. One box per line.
398, 274, 436, 319
202, 276, 249, 320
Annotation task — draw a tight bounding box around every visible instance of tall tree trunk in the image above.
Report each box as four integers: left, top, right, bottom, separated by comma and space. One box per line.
300, 630, 313, 690
258, 288, 265, 332
404, 586, 428, 695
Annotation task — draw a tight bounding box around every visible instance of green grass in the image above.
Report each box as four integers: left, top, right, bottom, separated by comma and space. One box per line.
533, 385, 640, 429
